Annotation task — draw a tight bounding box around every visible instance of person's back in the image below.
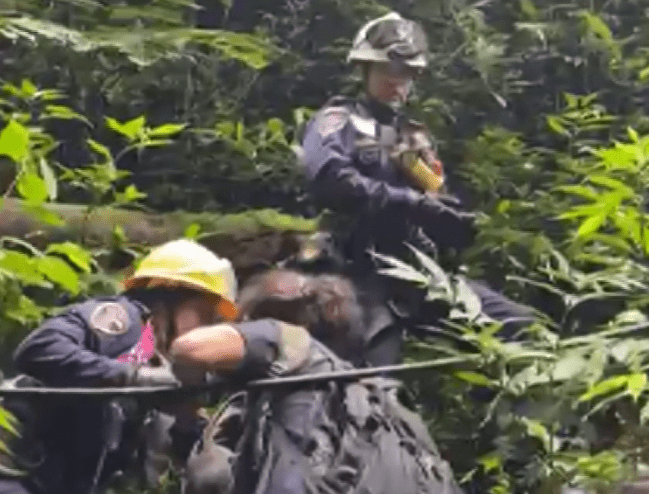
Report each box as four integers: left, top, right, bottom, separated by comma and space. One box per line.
182, 268, 464, 494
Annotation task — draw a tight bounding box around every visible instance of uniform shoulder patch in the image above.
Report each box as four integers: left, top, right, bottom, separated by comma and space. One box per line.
316, 106, 350, 138
89, 302, 130, 338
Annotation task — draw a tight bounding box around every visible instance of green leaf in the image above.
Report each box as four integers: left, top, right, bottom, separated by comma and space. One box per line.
627, 127, 639, 142
0, 408, 19, 437
148, 123, 187, 138
39, 158, 57, 200
87, 139, 113, 160
588, 175, 635, 197
559, 203, 605, 220
5, 294, 45, 324
554, 185, 599, 201
184, 223, 202, 239
521, 417, 551, 452
547, 116, 569, 136
20, 79, 37, 97
454, 371, 494, 387
36, 255, 80, 294
121, 116, 146, 140
114, 184, 147, 203
478, 453, 502, 473
639, 66, 649, 81
0, 120, 29, 163
21, 204, 65, 226
16, 172, 48, 205
405, 244, 451, 291
0, 250, 48, 286
579, 374, 630, 402
627, 373, 647, 401
577, 213, 607, 237
550, 354, 589, 381
46, 242, 92, 273
579, 11, 613, 42
377, 267, 429, 285
105, 117, 126, 137
43, 105, 92, 127
34, 89, 65, 101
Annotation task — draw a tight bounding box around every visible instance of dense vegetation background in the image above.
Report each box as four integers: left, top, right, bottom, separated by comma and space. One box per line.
5, 0, 649, 493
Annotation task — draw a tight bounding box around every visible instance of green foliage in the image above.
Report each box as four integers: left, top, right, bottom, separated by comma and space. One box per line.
7, 0, 649, 493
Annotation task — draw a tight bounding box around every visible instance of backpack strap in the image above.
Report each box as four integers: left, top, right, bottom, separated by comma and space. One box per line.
183, 392, 248, 494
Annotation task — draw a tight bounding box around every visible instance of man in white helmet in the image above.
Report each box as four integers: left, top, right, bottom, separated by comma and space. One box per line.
299, 12, 535, 367
0, 239, 243, 494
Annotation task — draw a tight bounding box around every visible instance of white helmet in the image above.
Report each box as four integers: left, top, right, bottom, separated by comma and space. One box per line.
347, 12, 428, 69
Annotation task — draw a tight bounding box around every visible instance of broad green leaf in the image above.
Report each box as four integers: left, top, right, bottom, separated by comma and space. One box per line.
0, 120, 29, 163
627, 373, 647, 401
121, 116, 146, 140
454, 371, 494, 387
46, 242, 92, 273
478, 453, 502, 473
579, 374, 630, 402
148, 123, 187, 138
0, 250, 47, 286
20, 79, 37, 97
628, 127, 639, 142
521, 417, 551, 452
577, 213, 607, 237
36, 255, 80, 294
39, 158, 57, 200
596, 145, 636, 170
16, 172, 48, 205
5, 295, 44, 324
105, 117, 126, 137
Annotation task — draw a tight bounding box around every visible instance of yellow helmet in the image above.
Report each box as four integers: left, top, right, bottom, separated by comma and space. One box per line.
122, 239, 238, 320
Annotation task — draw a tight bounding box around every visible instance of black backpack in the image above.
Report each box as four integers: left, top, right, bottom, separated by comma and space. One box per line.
183, 369, 464, 494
